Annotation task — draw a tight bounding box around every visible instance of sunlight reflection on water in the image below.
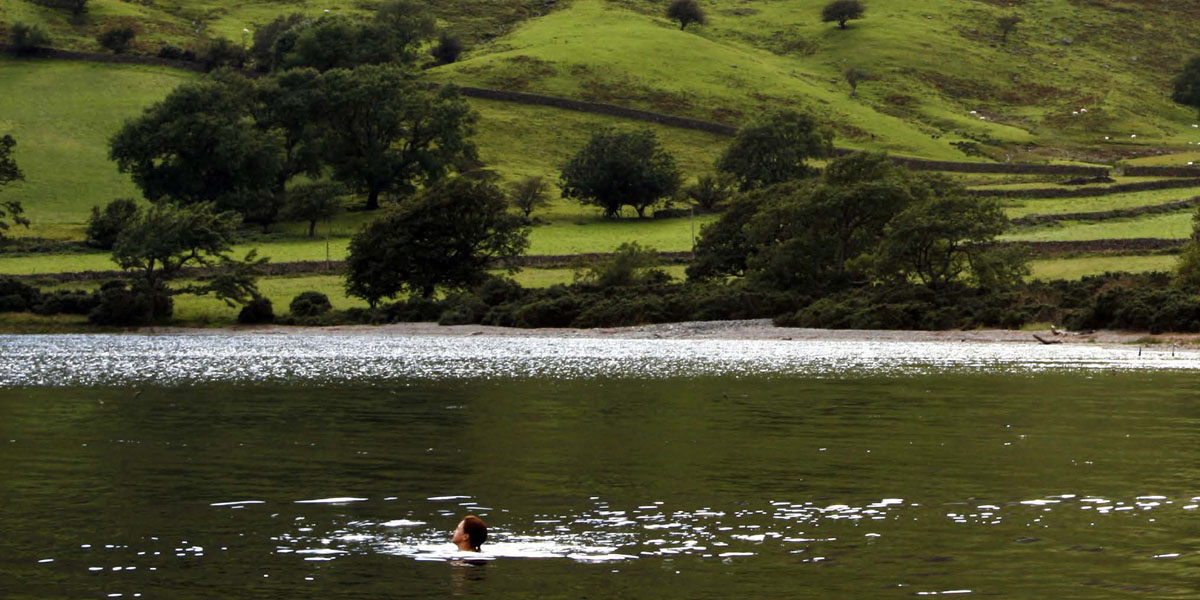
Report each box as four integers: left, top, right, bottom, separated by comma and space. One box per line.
248, 489, 1200, 565
2, 333, 1196, 387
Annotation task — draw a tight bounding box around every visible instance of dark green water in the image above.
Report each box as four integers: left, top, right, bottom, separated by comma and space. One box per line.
5, 368, 1200, 598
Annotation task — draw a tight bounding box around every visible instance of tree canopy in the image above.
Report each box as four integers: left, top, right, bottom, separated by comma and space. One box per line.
821, 0, 865, 29
110, 65, 478, 219
319, 64, 478, 210
667, 0, 707, 30
345, 177, 529, 305
110, 203, 266, 323
874, 177, 1024, 289
691, 152, 1025, 293
108, 73, 285, 222
0, 135, 28, 241
715, 110, 833, 191
1172, 53, 1200, 118
560, 128, 681, 218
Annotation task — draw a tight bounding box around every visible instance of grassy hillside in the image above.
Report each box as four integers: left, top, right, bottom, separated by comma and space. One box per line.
0, 57, 727, 234
0, 56, 191, 237
431, 0, 1200, 160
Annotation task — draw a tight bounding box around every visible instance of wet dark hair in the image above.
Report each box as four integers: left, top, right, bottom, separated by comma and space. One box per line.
462, 515, 488, 550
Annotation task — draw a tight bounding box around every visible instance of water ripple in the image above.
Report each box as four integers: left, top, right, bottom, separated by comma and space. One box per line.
0, 333, 1195, 387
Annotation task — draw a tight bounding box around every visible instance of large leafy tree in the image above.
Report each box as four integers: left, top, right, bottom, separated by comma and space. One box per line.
320, 64, 478, 210
250, 68, 327, 213
693, 152, 935, 292
874, 176, 1026, 289
108, 73, 285, 223
274, 14, 399, 72
1172, 53, 1200, 119
345, 177, 529, 305
0, 134, 28, 241
560, 128, 681, 218
373, 0, 437, 62
716, 110, 833, 191
111, 203, 266, 322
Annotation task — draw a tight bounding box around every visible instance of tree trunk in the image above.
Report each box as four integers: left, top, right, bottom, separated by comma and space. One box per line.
365, 187, 381, 211
839, 19, 847, 29
307, 219, 317, 238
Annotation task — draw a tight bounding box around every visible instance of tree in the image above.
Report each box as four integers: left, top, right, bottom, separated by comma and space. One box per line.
684, 173, 734, 212
0, 134, 28, 241
1174, 208, 1200, 290
997, 15, 1020, 45
686, 183, 792, 281
715, 109, 833, 191
249, 68, 327, 217
1172, 53, 1200, 119
508, 176, 551, 220
319, 64, 478, 210
560, 128, 681, 218
282, 182, 344, 237
806, 151, 918, 277
97, 26, 136, 54
108, 73, 285, 223
874, 176, 1025, 289
274, 14, 398, 72
843, 66, 867, 98
821, 0, 865, 29
250, 13, 307, 71
430, 33, 464, 65
110, 203, 266, 323
373, 0, 437, 62
667, 0, 707, 31
693, 152, 924, 292
345, 177, 529, 305
85, 198, 139, 249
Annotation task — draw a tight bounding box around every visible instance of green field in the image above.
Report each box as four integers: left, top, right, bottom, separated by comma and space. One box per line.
1029, 254, 1178, 281
1003, 188, 1200, 219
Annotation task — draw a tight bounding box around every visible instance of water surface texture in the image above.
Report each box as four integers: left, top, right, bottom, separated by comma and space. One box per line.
3, 334, 1200, 598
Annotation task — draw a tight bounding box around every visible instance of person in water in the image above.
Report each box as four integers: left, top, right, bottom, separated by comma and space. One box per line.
452, 515, 488, 552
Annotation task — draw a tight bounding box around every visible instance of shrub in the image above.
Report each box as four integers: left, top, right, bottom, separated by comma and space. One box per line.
33, 289, 100, 316
85, 198, 139, 250
429, 33, 463, 65
9, 22, 51, 54
684, 174, 733, 212
438, 292, 487, 325
97, 26, 136, 54
202, 38, 246, 70
88, 281, 173, 325
383, 296, 442, 322
237, 296, 275, 324
289, 291, 332, 317
574, 242, 670, 289
0, 278, 41, 312
157, 44, 196, 61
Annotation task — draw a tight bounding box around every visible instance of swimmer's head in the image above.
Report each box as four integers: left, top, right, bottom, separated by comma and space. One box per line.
453, 515, 488, 551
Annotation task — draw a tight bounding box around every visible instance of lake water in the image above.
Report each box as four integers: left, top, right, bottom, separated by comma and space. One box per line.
3, 334, 1200, 598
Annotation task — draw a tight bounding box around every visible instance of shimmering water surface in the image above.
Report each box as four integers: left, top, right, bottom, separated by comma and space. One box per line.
4, 334, 1200, 598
